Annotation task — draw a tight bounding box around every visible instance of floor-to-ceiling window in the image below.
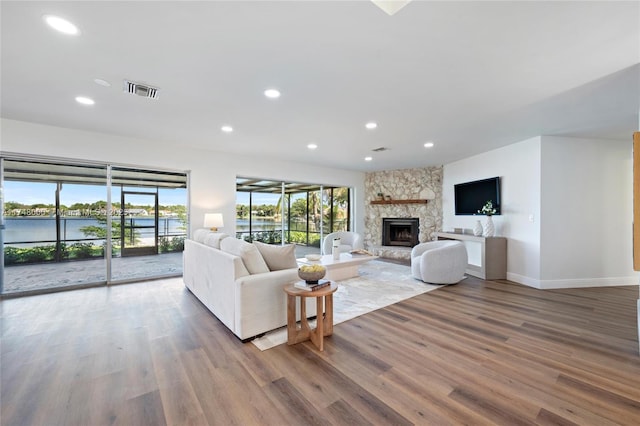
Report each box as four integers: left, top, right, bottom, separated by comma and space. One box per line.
0, 157, 188, 296
1, 160, 109, 294
109, 166, 188, 282
236, 177, 352, 257
324, 186, 350, 232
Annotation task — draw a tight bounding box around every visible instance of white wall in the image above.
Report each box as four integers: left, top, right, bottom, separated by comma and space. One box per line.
443, 137, 542, 285
540, 136, 636, 288
444, 134, 637, 289
0, 119, 365, 236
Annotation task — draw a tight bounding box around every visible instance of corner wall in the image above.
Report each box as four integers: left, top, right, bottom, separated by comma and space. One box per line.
444, 135, 638, 289
0, 118, 366, 237
540, 136, 636, 287
443, 137, 542, 286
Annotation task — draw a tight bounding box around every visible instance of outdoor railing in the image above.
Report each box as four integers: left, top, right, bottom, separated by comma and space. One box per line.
3, 217, 186, 265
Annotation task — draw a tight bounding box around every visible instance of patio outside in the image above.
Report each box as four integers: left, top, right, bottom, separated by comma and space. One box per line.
2, 243, 320, 295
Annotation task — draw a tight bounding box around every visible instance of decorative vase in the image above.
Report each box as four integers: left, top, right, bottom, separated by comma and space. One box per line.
332, 238, 341, 260
483, 216, 494, 237
473, 220, 483, 236
332, 245, 340, 260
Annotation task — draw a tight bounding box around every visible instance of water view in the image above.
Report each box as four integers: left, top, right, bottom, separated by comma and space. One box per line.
4, 217, 185, 246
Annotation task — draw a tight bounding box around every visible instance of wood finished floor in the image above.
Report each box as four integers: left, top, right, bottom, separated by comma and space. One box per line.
1, 275, 639, 425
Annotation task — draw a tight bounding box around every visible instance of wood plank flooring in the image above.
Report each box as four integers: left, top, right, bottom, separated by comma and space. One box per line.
1, 274, 639, 425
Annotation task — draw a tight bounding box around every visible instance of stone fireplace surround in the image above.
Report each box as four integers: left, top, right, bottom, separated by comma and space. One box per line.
364, 167, 443, 261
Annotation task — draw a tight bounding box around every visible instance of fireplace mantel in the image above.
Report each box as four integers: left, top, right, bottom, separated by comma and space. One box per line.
370, 199, 428, 205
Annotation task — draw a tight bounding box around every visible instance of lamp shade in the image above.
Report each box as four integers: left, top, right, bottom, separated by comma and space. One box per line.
204, 213, 224, 231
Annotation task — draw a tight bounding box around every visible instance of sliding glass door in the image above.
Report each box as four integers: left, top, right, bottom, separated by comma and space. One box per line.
1, 157, 188, 296
109, 166, 187, 282
1, 160, 108, 293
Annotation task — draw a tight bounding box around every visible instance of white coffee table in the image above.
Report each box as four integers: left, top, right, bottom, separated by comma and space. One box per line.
297, 253, 378, 281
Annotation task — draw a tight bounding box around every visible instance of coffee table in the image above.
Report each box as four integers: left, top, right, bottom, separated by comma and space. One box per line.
297, 253, 378, 281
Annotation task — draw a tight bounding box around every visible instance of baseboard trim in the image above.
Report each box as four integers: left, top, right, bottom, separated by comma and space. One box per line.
506, 272, 639, 289
506, 272, 541, 289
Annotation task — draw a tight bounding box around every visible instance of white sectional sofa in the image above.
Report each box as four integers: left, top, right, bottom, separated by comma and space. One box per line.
183, 229, 316, 341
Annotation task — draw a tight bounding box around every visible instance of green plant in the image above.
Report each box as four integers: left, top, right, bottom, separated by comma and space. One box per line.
69, 242, 98, 259
252, 231, 281, 244
57, 243, 70, 260
286, 231, 321, 247
170, 236, 185, 251
159, 236, 171, 253
23, 245, 56, 263
159, 235, 185, 253
4, 247, 21, 265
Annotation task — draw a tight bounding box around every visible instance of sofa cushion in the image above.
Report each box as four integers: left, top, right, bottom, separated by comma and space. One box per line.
220, 237, 270, 274
203, 232, 228, 249
253, 241, 298, 271
192, 228, 211, 243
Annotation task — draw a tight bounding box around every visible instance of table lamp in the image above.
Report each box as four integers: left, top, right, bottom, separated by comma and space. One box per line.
204, 213, 223, 231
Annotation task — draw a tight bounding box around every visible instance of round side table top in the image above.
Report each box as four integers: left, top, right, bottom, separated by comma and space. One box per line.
283, 281, 338, 296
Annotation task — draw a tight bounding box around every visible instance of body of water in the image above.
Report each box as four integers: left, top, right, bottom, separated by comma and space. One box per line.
3, 217, 186, 244
236, 218, 281, 232
3, 217, 334, 246
235, 218, 318, 233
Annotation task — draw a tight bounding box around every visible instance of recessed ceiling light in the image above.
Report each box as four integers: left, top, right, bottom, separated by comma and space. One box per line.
365, 122, 377, 129
424, 142, 434, 148
364, 156, 373, 161
75, 96, 94, 105
221, 125, 233, 133
44, 15, 79, 35
307, 143, 318, 150
94, 78, 111, 87
264, 89, 281, 99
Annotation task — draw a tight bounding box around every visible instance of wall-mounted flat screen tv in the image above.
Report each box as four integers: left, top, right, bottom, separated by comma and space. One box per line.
454, 177, 501, 215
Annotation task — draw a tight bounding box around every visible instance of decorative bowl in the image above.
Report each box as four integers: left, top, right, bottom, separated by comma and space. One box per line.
298, 265, 326, 284
305, 254, 322, 261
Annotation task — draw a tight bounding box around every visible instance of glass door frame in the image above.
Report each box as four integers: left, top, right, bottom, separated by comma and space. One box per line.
0, 158, 5, 294
120, 190, 159, 257
0, 154, 189, 296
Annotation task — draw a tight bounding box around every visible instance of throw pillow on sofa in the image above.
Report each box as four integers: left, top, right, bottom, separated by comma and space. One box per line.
253, 241, 298, 271
192, 228, 211, 243
203, 232, 229, 249
220, 237, 270, 274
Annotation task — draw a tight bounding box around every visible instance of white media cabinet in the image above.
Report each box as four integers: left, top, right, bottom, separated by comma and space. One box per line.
436, 232, 507, 280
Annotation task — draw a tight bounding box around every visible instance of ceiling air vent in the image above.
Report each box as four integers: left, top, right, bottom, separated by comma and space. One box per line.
372, 147, 389, 152
123, 80, 160, 99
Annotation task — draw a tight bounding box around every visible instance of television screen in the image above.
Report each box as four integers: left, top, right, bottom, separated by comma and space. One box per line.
454, 177, 501, 215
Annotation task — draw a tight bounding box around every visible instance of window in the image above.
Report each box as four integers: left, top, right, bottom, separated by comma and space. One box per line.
236, 177, 351, 257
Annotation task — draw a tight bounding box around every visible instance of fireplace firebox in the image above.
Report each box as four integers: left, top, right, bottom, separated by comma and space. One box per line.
382, 218, 419, 247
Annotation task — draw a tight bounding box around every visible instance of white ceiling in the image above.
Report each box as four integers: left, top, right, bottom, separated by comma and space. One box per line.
1, 1, 639, 172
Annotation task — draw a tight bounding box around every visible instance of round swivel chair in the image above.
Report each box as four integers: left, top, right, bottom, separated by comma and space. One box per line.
411, 240, 467, 284
322, 231, 364, 255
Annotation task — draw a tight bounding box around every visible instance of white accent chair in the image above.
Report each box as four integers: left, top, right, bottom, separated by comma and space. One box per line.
411, 240, 468, 284
322, 231, 364, 255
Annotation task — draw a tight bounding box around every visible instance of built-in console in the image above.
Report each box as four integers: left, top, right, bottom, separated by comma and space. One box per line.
436, 232, 507, 280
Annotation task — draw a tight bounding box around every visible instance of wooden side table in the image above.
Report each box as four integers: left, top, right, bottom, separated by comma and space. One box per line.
283, 282, 338, 351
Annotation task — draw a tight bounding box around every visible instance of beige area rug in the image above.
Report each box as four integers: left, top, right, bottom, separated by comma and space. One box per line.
251, 260, 442, 351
